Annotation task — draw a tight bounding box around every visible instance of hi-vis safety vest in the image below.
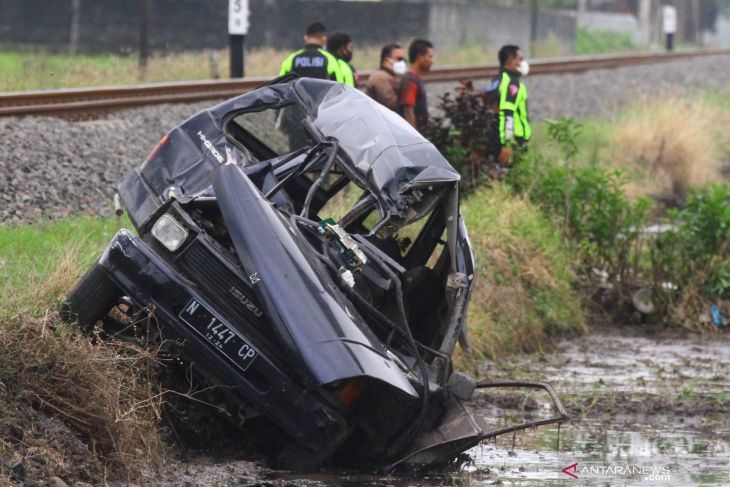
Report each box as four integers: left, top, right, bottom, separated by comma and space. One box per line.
337, 59, 356, 87
279, 45, 343, 83
498, 70, 531, 145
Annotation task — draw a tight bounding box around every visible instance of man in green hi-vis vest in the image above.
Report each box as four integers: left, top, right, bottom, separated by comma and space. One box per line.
491, 44, 532, 165
327, 32, 358, 87
279, 22, 343, 83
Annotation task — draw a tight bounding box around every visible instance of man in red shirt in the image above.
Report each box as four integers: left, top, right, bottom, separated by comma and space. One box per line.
398, 39, 434, 132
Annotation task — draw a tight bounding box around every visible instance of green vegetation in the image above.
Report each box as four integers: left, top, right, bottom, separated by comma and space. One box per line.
0, 32, 620, 92
462, 184, 587, 361
0, 215, 127, 317
529, 91, 730, 202
0, 44, 495, 92
0, 195, 588, 474
575, 28, 636, 55
0, 216, 162, 480
510, 118, 729, 331
427, 85, 729, 335
511, 118, 653, 290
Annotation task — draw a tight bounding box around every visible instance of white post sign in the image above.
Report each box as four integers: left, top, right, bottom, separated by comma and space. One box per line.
229, 0, 249, 35
662, 5, 677, 34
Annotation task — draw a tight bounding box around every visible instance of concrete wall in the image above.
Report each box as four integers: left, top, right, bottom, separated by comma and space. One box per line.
577, 11, 640, 43
703, 13, 730, 46
428, 3, 575, 54
0, 0, 575, 54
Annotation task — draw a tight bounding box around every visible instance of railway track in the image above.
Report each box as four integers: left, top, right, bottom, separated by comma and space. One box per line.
1, 49, 728, 118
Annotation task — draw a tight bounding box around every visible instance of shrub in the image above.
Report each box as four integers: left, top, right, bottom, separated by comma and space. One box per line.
652, 184, 730, 326
424, 81, 501, 190
510, 118, 728, 329
510, 119, 652, 296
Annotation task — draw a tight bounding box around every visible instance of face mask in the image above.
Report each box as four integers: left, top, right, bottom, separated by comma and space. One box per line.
393, 60, 407, 75
517, 60, 530, 76
341, 50, 353, 63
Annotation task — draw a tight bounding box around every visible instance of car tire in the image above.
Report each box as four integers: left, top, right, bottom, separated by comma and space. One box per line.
60, 262, 121, 331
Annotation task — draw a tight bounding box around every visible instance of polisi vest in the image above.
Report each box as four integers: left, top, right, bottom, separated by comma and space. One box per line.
279, 44, 343, 83
497, 69, 531, 145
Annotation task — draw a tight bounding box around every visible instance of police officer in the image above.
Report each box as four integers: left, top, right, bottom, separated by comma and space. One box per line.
327, 32, 357, 87
279, 22, 343, 82
490, 45, 531, 165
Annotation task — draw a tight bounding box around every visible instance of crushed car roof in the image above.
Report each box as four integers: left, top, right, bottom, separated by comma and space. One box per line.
139, 77, 459, 207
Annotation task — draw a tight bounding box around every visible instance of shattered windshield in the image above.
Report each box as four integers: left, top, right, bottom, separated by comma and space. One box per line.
229, 104, 313, 158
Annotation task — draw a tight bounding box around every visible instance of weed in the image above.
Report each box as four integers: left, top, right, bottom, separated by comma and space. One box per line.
0, 308, 164, 481
652, 183, 730, 327
609, 97, 728, 202
0, 217, 164, 481
0, 43, 531, 92
508, 118, 728, 329
679, 381, 698, 401
510, 127, 652, 296
460, 184, 587, 362
545, 117, 581, 162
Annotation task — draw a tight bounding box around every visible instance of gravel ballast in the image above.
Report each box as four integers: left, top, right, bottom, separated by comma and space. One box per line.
2, 54, 730, 224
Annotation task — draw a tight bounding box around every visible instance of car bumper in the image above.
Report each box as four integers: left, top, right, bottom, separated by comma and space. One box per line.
98, 229, 350, 453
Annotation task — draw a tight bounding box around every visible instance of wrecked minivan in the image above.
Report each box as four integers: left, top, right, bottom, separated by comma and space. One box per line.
62, 76, 566, 469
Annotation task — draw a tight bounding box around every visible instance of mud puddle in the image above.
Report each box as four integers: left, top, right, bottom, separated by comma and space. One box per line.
478, 331, 730, 397
257, 416, 729, 486
173, 330, 730, 486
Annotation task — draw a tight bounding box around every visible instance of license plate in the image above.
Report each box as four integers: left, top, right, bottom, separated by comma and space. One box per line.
179, 298, 258, 371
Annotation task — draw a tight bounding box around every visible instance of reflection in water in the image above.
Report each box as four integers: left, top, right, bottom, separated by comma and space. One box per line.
262, 334, 730, 486
262, 419, 729, 486
465, 418, 730, 486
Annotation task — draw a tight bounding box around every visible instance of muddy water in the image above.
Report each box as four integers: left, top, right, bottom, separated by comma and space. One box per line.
178, 331, 730, 486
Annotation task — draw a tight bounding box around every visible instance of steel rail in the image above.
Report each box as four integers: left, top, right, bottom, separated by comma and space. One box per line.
1, 48, 728, 117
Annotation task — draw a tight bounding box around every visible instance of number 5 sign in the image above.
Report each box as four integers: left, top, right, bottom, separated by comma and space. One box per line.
229, 0, 250, 35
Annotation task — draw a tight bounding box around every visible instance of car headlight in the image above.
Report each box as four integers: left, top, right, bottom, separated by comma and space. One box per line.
151, 214, 188, 251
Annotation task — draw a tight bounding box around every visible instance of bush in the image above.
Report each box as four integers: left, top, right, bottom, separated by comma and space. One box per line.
424, 81, 501, 190
652, 184, 730, 325
509, 118, 728, 329
510, 119, 652, 296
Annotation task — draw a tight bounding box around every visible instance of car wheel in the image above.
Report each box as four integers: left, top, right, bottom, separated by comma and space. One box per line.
59, 262, 121, 331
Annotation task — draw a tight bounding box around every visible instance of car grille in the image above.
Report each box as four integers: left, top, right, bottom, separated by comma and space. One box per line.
177, 237, 279, 351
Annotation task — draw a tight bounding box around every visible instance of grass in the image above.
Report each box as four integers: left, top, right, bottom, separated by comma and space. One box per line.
0, 216, 164, 481
610, 96, 729, 200
460, 184, 587, 362
575, 28, 637, 55
0, 215, 128, 318
0, 185, 589, 363
2, 38, 581, 92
